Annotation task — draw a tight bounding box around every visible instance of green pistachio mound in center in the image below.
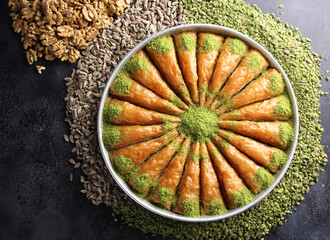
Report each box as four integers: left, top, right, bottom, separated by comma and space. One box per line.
179, 33, 196, 52
148, 36, 173, 54
180, 106, 219, 142
200, 34, 221, 52
254, 168, 275, 191
247, 53, 264, 72
227, 38, 246, 55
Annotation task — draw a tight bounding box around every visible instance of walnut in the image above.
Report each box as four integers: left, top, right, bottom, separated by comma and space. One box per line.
82, 4, 98, 22
57, 25, 74, 37
26, 49, 37, 65
36, 65, 46, 74
8, 0, 130, 66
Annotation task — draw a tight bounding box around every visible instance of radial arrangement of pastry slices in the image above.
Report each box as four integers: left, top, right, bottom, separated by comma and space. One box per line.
102, 31, 295, 217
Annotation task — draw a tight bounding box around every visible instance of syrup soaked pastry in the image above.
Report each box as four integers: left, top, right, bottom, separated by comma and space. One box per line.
210, 49, 269, 110
104, 97, 180, 125
125, 51, 189, 110
149, 137, 192, 210
110, 130, 179, 175
174, 32, 199, 104
146, 36, 193, 105
218, 120, 294, 149
213, 135, 275, 194
219, 95, 292, 121
197, 33, 224, 106
205, 37, 248, 106
216, 69, 285, 115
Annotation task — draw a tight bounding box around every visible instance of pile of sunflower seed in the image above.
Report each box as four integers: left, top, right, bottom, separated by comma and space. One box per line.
64, 0, 186, 206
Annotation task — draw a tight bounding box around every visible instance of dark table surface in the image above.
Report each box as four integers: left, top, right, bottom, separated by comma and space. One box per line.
1, 0, 330, 239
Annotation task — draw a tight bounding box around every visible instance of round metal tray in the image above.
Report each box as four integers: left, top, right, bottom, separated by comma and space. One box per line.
97, 24, 299, 222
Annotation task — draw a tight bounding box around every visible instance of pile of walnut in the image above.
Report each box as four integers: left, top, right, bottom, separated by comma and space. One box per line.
8, 0, 130, 65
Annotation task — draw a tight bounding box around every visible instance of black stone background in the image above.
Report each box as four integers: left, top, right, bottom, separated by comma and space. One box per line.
1, 0, 330, 239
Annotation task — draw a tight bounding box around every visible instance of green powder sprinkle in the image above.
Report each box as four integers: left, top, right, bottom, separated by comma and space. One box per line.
212, 150, 219, 157
114, 155, 134, 173
162, 119, 173, 130
180, 106, 219, 142
247, 53, 264, 72
200, 84, 208, 93
254, 168, 275, 191
261, 70, 269, 77
269, 73, 285, 94
125, 56, 149, 74
102, 126, 121, 149
208, 200, 227, 215
192, 153, 199, 162
170, 94, 182, 106
270, 150, 287, 169
180, 146, 188, 154
103, 104, 122, 122
69, 173, 73, 182
132, 173, 152, 192
226, 133, 233, 140
179, 33, 196, 52
200, 33, 221, 52
227, 38, 246, 55
201, 153, 208, 161
166, 102, 174, 109
112, 73, 131, 95
230, 121, 237, 126
220, 139, 229, 148
180, 86, 189, 96
232, 187, 254, 208
158, 187, 173, 203
148, 36, 173, 54
279, 123, 295, 146
274, 96, 292, 116
180, 199, 199, 217
230, 111, 241, 117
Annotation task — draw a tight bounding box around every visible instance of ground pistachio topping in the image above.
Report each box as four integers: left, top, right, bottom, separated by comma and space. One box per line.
125, 55, 149, 74
114, 155, 134, 173
103, 104, 122, 122
192, 153, 199, 162
112, 72, 131, 95
102, 125, 121, 149
220, 139, 229, 148
170, 94, 182, 106
201, 153, 208, 162
162, 119, 173, 131
158, 187, 173, 203
180, 199, 199, 217
179, 33, 196, 51
199, 33, 221, 52
274, 95, 292, 116
65, 0, 328, 239
148, 35, 173, 54
279, 123, 295, 145
208, 200, 227, 215
180, 86, 189, 96
269, 73, 285, 94
180, 106, 219, 142
227, 38, 246, 55
270, 150, 287, 169
232, 187, 254, 208
247, 53, 264, 72
255, 168, 275, 191
132, 173, 152, 192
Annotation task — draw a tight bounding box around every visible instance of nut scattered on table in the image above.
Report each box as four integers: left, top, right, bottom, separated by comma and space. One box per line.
8, 0, 131, 65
